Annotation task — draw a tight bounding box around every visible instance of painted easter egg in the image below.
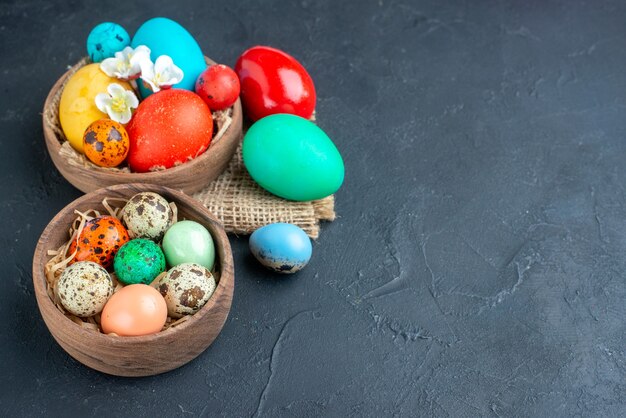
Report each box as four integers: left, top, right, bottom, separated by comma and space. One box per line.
122, 192, 173, 241
131, 17, 206, 96
86, 22, 130, 63
126, 89, 213, 172
243, 114, 344, 201
59, 64, 133, 153
101, 284, 167, 336
195, 64, 240, 111
156, 263, 216, 318
67, 215, 130, 269
162, 220, 215, 270
235, 46, 316, 121
55, 261, 115, 317
82, 119, 130, 167
113, 239, 166, 285
249, 223, 312, 274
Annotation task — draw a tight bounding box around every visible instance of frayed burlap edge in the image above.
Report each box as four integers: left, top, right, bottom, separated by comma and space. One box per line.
43, 58, 336, 239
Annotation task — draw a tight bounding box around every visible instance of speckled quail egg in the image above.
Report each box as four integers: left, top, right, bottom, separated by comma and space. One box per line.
156, 263, 216, 318
55, 261, 115, 317
122, 192, 173, 241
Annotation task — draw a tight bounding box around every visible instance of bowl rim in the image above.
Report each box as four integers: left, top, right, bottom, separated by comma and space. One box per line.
42, 56, 243, 183
31, 183, 234, 343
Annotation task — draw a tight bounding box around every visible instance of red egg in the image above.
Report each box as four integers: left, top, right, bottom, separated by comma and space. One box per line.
235, 46, 316, 121
126, 89, 213, 173
195, 64, 240, 111
67, 216, 130, 269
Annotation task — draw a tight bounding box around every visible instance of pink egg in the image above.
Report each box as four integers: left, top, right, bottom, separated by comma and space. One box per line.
101, 284, 167, 336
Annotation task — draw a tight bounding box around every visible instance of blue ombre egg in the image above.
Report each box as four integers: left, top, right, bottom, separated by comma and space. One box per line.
87, 22, 130, 63
249, 223, 312, 274
131, 17, 206, 97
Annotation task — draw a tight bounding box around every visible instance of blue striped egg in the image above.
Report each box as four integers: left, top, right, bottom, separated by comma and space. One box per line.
249, 223, 312, 274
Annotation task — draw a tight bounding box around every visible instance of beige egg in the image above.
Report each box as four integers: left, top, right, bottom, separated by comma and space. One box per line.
156, 263, 216, 318
122, 192, 173, 241
55, 261, 114, 317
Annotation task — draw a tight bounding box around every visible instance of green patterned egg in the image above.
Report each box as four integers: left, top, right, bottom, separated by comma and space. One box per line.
113, 239, 166, 285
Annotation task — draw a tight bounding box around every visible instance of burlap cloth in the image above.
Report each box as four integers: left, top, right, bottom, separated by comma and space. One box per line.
43, 59, 336, 239
193, 143, 335, 239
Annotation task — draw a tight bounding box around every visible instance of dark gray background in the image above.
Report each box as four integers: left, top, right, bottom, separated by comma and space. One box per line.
1, 0, 625, 416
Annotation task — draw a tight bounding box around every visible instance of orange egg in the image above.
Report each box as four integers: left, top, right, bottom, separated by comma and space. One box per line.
101, 284, 167, 336
67, 215, 130, 269
83, 119, 130, 167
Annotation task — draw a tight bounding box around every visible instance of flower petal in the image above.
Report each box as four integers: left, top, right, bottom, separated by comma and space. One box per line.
108, 110, 124, 124
170, 65, 184, 84
117, 109, 132, 124
124, 90, 139, 109
139, 58, 155, 80
138, 58, 161, 92
129, 58, 145, 75
95, 93, 111, 113
152, 55, 184, 87
133, 45, 151, 59
145, 79, 160, 93
107, 83, 126, 97
100, 58, 118, 77
154, 55, 174, 73
120, 46, 134, 56
114, 49, 127, 60
162, 65, 183, 85
130, 47, 151, 74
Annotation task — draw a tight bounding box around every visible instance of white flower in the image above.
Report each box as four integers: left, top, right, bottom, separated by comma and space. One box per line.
100, 45, 151, 80
139, 55, 184, 92
95, 83, 139, 124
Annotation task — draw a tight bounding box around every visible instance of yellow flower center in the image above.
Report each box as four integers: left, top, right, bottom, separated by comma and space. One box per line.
110, 96, 127, 113
115, 60, 129, 73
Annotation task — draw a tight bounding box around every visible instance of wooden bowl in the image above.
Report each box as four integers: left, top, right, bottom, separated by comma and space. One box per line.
32, 184, 235, 377
42, 57, 243, 194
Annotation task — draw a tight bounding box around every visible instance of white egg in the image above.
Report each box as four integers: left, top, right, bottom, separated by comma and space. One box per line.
55, 261, 114, 317
122, 192, 173, 241
156, 263, 216, 318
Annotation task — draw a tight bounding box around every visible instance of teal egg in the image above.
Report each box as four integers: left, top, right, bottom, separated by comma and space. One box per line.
113, 239, 166, 285
86, 22, 130, 63
162, 221, 215, 270
131, 17, 206, 97
243, 114, 345, 201
249, 223, 312, 274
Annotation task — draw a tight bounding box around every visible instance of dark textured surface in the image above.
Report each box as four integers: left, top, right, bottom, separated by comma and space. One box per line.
1, 0, 626, 416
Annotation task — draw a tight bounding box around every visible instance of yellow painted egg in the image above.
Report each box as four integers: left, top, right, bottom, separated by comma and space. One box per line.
83, 119, 130, 167
58, 64, 132, 153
